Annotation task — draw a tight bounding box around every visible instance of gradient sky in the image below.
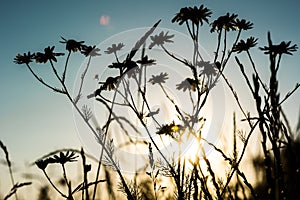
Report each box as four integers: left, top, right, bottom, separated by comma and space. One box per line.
0, 0, 299, 196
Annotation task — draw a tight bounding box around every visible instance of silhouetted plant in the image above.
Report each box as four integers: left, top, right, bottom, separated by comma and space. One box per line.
0, 140, 32, 200
12, 3, 300, 200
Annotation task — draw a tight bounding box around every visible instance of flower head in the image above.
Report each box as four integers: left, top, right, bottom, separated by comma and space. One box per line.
197, 61, 217, 77
148, 72, 168, 85
60, 37, 84, 52
137, 55, 156, 66
176, 78, 198, 92
81, 45, 101, 57
156, 122, 183, 139
233, 37, 258, 53
52, 151, 78, 165
105, 43, 124, 54
172, 5, 212, 26
14, 52, 35, 65
35, 46, 64, 63
210, 13, 238, 32
35, 159, 49, 170
234, 19, 253, 31
149, 31, 174, 49
99, 76, 120, 91
260, 41, 298, 56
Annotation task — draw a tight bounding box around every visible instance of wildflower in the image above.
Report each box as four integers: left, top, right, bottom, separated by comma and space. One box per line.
136, 55, 156, 66
234, 19, 253, 31
149, 31, 174, 49
104, 43, 124, 54
210, 13, 238, 32
99, 76, 120, 91
260, 40, 297, 56
123, 60, 138, 73
197, 61, 217, 77
233, 37, 258, 53
35, 46, 64, 63
14, 52, 35, 65
156, 122, 183, 139
60, 37, 84, 52
35, 159, 49, 170
81, 45, 101, 57
171, 7, 190, 25
172, 5, 212, 26
52, 151, 78, 165
148, 72, 168, 85
176, 78, 198, 92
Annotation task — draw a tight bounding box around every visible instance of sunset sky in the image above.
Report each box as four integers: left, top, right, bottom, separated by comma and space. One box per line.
0, 0, 299, 197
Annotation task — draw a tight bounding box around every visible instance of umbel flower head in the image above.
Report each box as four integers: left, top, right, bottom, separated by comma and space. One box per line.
60, 37, 84, 52
172, 4, 212, 26
233, 37, 258, 53
35, 46, 64, 63
14, 52, 35, 65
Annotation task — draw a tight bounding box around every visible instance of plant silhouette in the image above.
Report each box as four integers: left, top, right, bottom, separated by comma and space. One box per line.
9, 3, 300, 200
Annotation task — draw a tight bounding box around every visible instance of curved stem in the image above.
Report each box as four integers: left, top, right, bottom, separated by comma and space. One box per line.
26, 63, 65, 94
62, 164, 71, 195
42, 169, 67, 198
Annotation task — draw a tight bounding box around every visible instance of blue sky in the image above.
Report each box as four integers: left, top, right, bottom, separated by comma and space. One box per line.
0, 0, 299, 196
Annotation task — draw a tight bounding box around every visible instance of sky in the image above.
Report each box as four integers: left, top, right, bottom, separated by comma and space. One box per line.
0, 0, 300, 197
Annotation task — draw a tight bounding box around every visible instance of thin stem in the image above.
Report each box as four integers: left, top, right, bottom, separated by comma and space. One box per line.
26, 63, 65, 94
246, 51, 268, 93
42, 169, 67, 198
220, 120, 259, 196
214, 30, 222, 63
219, 67, 253, 128
75, 55, 92, 104
48, 59, 133, 199
220, 31, 227, 66
62, 51, 71, 83
222, 29, 241, 68
62, 164, 72, 198
92, 89, 118, 200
